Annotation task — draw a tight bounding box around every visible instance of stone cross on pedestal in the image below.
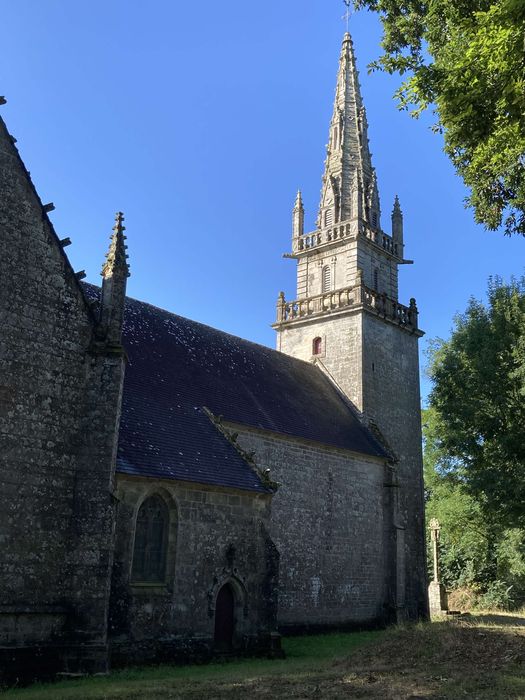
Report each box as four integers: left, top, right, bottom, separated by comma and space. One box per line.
429, 518, 441, 582
428, 518, 448, 615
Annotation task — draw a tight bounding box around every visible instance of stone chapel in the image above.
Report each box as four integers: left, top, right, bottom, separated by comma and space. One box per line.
0, 32, 428, 682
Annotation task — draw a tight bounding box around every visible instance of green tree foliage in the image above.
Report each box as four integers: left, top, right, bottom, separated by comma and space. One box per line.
354, 0, 525, 235
423, 407, 525, 607
428, 277, 525, 527
423, 277, 525, 606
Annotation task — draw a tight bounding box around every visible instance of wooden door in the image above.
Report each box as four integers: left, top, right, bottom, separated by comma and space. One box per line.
214, 584, 235, 650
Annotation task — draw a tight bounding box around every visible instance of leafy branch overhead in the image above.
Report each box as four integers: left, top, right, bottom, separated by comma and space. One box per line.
355, 0, 525, 235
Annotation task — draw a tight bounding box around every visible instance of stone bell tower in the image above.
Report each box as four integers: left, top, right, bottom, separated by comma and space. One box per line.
273, 32, 428, 620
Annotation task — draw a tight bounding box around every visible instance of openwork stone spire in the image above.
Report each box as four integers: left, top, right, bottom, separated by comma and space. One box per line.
317, 32, 380, 231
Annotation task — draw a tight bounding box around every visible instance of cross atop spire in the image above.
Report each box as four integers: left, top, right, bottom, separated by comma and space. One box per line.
342, 0, 351, 32
317, 31, 381, 231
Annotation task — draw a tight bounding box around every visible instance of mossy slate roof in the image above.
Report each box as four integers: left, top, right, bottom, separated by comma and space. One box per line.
84, 285, 388, 493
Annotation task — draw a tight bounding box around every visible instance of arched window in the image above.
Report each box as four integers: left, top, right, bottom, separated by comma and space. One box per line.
322, 265, 331, 293
324, 209, 333, 227
132, 495, 169, 583
372, 211, 378, 227
312, 337, 322, 355
373, 268, 379, 291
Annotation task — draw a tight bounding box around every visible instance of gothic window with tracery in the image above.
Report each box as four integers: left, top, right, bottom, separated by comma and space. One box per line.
313, 337, 322, 355
322, 265, 331, 293
131, 495, 169, 583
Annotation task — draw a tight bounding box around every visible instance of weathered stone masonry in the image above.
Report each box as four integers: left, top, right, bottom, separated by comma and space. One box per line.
0, 115, 126, 679
109, 476, 278, 664
225, 424, 393, 630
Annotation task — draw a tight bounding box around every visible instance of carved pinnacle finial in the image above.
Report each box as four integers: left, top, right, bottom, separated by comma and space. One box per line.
102, 211, 130, 278
294, 190, 304, 210
393, 195, 402, 216
114, 211, 125, 233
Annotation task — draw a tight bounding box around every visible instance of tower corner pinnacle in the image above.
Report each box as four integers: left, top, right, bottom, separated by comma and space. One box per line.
292, 190, 305, 239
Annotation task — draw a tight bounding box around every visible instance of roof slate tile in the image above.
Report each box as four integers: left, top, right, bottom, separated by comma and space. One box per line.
83, 284, 388, 493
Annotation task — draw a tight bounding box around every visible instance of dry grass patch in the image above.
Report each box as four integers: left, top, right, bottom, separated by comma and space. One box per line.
3, 614, 525, 699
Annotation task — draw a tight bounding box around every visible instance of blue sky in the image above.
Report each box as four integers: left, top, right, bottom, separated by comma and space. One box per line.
2, 1, 524, 402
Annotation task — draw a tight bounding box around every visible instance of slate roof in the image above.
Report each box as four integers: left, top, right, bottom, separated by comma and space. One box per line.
83, 284, 388, 493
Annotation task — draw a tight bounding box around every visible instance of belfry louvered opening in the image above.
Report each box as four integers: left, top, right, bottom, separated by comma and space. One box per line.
322, 265, 331, 293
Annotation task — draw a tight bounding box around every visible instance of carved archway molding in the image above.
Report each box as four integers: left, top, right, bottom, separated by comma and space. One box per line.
207, 571, 248, 620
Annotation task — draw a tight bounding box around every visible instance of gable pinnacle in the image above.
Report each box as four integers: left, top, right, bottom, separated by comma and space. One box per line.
102, 211, 130, 278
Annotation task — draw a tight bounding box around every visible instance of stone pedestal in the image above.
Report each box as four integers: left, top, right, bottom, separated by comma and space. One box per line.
428, 581, 448, 615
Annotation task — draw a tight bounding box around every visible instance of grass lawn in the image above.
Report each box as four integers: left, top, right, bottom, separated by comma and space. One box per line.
2, 613, 524, 699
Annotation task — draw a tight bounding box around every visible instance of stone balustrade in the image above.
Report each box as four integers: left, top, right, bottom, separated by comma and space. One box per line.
362, 226, 399, 256
275, 283, 418, 330
293, 223, 352, 253
293, 220, 400, 257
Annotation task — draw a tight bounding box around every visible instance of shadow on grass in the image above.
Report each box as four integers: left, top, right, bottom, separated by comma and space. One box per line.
466, 612, 525, 627
2, 622, 524, 699
0, 631, 381, 700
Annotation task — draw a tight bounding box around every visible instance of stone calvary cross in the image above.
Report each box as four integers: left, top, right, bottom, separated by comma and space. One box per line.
429, 517, 441, 582
428, 518, 449, 615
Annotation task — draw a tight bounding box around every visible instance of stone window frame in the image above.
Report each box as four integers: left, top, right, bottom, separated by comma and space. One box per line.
129, 487, 178, 591
311, 334, 326, 360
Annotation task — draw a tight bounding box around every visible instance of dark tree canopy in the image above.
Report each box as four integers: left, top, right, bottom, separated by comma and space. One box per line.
355, 0, 525, 235
427, 277, 525, 528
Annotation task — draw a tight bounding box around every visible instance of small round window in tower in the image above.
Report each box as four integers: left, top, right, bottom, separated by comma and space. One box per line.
324, 209, 333, 227
322, 265, 331, 293
313, 337, 322, 356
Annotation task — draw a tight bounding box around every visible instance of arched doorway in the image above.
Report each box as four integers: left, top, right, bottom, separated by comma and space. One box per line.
214, 583, 235, 651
